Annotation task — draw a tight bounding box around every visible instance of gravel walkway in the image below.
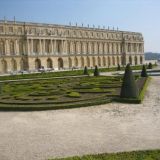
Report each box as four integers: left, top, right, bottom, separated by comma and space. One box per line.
0, 76, 160, 160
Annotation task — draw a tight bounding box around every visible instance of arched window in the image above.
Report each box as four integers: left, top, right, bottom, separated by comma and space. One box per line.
69, 57, 72, 68
11, 59, 17, 71
129, 56, 132, 65
81, 57, 84, 67
117, 56, 120, 65
140, 56, 143, 64
1, 59, 7, 73
58, 58, 63, 69
108, 57, 111, 66
112, 56, 115, 66
20, 58, 28, 71
74, 57, 78, 67
47, 58, 53, 68
135, 56, 138, 65
35, 58, 41, 70
103, 57, 106, 66
92, 57, 96, 67
98, 57, 101, 66
86, 57, 90, 67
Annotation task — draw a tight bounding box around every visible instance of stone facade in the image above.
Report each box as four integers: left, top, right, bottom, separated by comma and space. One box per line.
0, 20, 144, 74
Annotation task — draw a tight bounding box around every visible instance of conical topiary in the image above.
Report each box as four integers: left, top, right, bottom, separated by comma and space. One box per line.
94, 65, 99, 76
117, 64, 121, 71
141, 65, 148, 77
83, 66, 89, 75
148, 63, 152, 69
120, 64, 139, 98
0, 84, 2, 94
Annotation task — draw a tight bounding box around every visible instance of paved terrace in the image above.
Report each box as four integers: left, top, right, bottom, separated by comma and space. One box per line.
0, 76, 160, 160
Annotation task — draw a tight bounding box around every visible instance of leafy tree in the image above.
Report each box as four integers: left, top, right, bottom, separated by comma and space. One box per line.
148, 63, 153, 69
94, 65, 100, 76
117, 64, 121, 71
120, 64, 139, 98
141, 65, 148, 77
83, 66, 89, 75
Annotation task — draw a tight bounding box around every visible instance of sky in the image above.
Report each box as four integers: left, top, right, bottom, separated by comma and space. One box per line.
0, 0, 159, 53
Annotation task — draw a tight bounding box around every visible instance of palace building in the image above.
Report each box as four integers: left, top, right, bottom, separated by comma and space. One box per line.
0, 20, 144, 74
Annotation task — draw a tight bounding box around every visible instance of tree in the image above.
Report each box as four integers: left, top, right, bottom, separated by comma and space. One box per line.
141, 65, 148, 77
117, 64, 121, 71
94, 65, 100, 76
148, 63, 152, 69
120, 64, 139, 98
83, 66, 89, 75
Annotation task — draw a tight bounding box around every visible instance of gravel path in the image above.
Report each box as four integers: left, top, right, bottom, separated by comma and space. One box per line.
0, 76, 160, 160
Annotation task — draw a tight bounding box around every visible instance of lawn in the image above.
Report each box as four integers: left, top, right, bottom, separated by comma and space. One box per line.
48, 150, 160, 160
0, 76, 122, 110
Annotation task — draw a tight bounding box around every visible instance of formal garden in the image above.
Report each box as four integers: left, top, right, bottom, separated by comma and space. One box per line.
0, 63, 151, 111
0, 75, 121, 110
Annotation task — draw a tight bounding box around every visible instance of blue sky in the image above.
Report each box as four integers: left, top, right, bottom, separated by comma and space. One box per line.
0, 0, 159, 52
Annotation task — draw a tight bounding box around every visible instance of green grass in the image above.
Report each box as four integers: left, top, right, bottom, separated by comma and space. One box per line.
48, 150, 160, 160
67, 92, 81, 98
0, 76, 120, 110
0, 65, 153, 82
138, 77, 151, 102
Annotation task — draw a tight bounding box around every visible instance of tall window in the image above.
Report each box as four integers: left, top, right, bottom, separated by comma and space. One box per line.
0, 41, 5, 55
10, 41, 15, 55
33, 40, 38, 53
45, 40, 50, 53
0, 26, 4, 33
19, 41, 23, 55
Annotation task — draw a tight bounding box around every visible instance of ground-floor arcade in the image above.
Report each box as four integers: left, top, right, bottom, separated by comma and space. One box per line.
0, 54, 144, 74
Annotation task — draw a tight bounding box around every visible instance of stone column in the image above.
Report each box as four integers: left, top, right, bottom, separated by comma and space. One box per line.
43, 39, 46, 55
31, 39, 33, 54
136, 43, 139, 53
63, 40, 67, 54
54, 40, 57, 54
15, 39, 19, 55
39, 39, 42, 55
26, 39, 30, 55
4, 39, 7, 55
61, 40, 64, 54
5, 39, 9, 55
50, 39, 53, 54
130, 43, 133, 53
142, 43, 144, 53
